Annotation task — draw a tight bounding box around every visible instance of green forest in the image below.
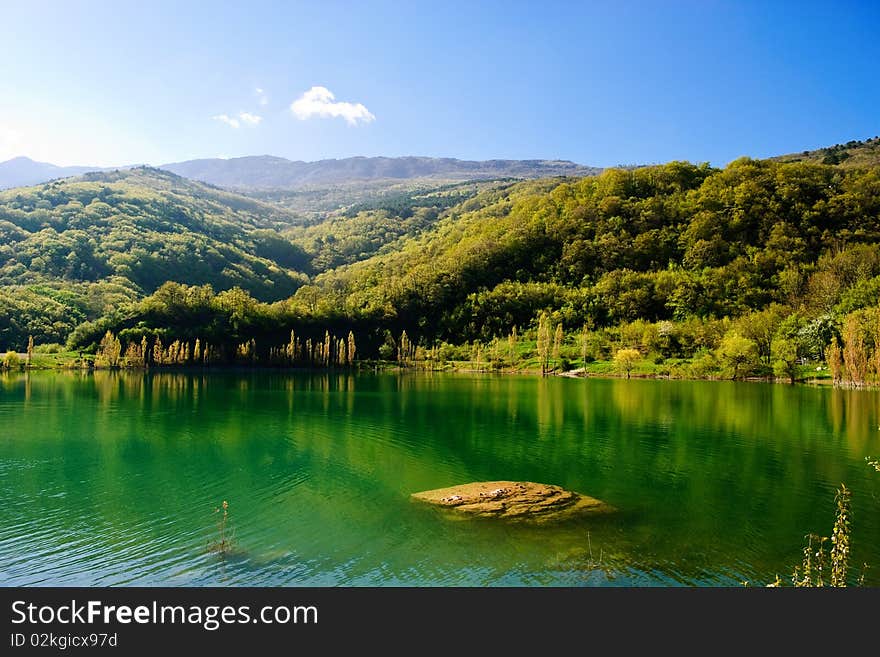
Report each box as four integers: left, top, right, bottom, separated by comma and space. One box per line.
3, 137, 880, 384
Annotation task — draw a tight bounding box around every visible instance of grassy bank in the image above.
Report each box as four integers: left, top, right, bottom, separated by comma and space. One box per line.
2, 347, 832, 386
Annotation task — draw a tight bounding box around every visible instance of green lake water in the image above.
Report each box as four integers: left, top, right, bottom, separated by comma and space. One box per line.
1, 370, 879, 586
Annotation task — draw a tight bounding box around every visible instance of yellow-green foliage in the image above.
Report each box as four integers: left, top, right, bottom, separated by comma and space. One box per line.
97, 330, 122, 368
0, 168, 309, 349
717, 333, 759, 380
2, 350, 21, 370
772, 136, 880, 168
8, 154, 880, 366
827, 307, 880, 387
613, 348, 641, 378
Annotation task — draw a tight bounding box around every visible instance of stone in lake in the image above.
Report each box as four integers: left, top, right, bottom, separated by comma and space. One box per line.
411, 480, 614, 522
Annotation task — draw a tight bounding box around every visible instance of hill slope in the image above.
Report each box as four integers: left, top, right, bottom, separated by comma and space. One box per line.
0, 167, 310, 347
771, 135, 880, 167
305, 156, 880, 344
62, 155, 880, 366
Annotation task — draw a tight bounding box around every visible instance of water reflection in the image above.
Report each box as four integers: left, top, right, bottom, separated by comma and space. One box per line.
0, 371, 879, 586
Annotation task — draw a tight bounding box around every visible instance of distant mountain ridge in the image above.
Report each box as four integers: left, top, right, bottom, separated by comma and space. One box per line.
0, 156, 111, 189
158, 155, 602, 189
4, 134, 877, 194
0, 154, 601, 192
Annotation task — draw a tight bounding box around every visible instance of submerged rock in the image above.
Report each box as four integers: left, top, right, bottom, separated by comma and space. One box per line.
411, 480, 614, 522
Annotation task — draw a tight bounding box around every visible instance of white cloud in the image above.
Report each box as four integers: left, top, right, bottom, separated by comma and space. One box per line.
238, 112, 262, 125
212, 112, 263, 129
256, 87, 269, 106
213, 114, 240, 129
290, 86, 375, 126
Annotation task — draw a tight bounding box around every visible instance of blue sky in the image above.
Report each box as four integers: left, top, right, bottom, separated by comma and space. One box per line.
0, 0, 877, 167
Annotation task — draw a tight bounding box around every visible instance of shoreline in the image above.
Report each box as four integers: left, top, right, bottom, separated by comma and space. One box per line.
1, 357, 837, 388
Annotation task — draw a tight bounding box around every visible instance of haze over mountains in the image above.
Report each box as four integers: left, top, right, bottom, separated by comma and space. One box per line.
159, 155, 601, 189
7, 136, 879, 193
0, 157, 112, 190
0, 154, 601, 191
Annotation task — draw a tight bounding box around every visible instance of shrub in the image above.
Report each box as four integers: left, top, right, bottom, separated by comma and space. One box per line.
2, 351, 21, 370
34, 343, 64, 354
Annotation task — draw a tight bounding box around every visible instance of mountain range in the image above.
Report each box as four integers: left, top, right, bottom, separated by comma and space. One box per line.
6, 136, 878, 193
0, 154, 601, 191
0, 156, 113, 190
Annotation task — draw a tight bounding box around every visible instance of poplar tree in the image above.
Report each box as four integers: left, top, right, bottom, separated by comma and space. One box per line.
287, 330, 296, 364
399, 331, 411, 364
842, 315, 867, 387
99, 330, 122, 368
347, 331, 356, 365
536, 312, 551, 375
552, 323, 564, 370
337, 337, 346, 366
581, 324, 590, 371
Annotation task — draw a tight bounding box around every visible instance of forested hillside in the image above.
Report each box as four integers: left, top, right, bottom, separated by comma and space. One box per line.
282, 179, 516, 270
56, 154, 880, 378
772, 135, 880, 167
4, 145, 880, 383
292, 158, 880, 342
0, 168, 310, 346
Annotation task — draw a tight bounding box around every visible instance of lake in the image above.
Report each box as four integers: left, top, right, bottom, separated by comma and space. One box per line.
1, 370, 879, 586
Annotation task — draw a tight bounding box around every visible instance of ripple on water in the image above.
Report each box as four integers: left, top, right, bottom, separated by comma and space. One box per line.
3, 372, 880, 586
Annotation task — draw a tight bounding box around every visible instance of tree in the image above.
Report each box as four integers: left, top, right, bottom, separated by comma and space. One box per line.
613, 348, 641, 379
736, 305, 786, 365
99, 330, 122, 368
772, 336, 800, 384
841, 313, 868, 387
580, 324, 591, 371
347, 331, 356, 365
378, 331, 395, 361
827, 336, 844, 384
336, 337, 346, 366
717, 333, 758, 380
536, 312, 551, 375
2, 351, 20, 371
472, 340, 483, 370
552, 323, 564, 371
123, 340, 143, 367
323, 331, 332, 367
152, 337, 164, 366
398, 330, 412, 364
26, 335, 34, 368
286, 330, 297, 363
